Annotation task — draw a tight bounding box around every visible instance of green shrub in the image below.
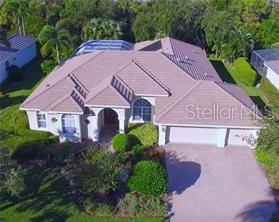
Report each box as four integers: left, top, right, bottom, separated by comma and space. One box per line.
11, 142, 43, 162
112, 134, 131, 152
127, 124, 158, 147
80, 148, 124, 193
41, 59, 57, 75
256, 148, 275, 168
9, 65, 23, 81
84, 199, 113, 217
132, 144, 144, 156
4, 168, 25, 197
234, 57, 257, 86
117, 192, 167, 216
128, 160, 167, 196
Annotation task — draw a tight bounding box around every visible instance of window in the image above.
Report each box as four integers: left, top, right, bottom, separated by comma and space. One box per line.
62, 114, 76, 134
133, 99, 152, 121
5, 61, 9, 71
37, 112, 47, 128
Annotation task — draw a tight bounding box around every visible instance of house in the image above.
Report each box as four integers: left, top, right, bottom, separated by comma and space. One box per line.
0, 35, 37, 84
264, 60, 279, 90
250, 48, 279, 76
250, 49, 279, 90
20, 38, 261, 147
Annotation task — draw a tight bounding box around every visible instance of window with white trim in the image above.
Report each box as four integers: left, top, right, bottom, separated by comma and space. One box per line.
62, 114, 76, 134
133, 99, 152, 121
37, 112, 47, 128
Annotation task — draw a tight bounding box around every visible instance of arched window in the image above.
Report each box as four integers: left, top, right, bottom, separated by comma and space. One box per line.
133, 99, 152, 121
62, 114, 76, 134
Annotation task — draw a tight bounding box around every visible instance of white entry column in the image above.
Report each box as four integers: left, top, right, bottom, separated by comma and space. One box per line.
216, 128, 228, 148
158, 125, 167, 145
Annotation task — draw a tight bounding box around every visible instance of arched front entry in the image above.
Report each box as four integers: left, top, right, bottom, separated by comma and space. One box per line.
103, 108, 119, 126
98, 108, 119, 143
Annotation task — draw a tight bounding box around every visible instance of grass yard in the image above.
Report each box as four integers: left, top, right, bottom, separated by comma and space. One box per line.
0, 166, 163, 222
210, 58, 267, 110
0, 59, 57, 152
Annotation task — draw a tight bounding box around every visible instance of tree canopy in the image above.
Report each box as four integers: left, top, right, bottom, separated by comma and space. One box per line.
0, 0, 278, 63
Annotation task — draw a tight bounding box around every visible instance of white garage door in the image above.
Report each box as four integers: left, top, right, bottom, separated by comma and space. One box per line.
169, 127, 219, 144
227, 129, 257, 146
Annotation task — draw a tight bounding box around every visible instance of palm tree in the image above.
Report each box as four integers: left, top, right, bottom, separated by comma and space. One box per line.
82, 18, 123, 40
1, 0, 28, 35
0, 29, 10, 48
38, 25, 71, 63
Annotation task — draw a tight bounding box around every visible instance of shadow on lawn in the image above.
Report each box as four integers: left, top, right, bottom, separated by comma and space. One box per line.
3, 58, 45, 94
0, 167, 74, 221
250, 96, 268, 114
0, 95, 28, 109
211, 60, 236, 84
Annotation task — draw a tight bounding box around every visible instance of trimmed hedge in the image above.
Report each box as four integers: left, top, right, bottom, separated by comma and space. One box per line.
128, 160, 167, 196
234, 57, 257, 86
112, 133, 131, 152
127, 124, 158, 147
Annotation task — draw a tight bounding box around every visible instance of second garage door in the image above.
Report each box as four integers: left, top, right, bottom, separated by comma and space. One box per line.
169, 127, 219, 144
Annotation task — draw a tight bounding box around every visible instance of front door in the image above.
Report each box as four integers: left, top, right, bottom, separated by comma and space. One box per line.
104, 108, 119, 125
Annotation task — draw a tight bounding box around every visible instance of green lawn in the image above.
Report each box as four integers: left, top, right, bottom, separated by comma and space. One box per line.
0, 166, 163, 222
0, 59, 56, 152
210, 58, 267, 110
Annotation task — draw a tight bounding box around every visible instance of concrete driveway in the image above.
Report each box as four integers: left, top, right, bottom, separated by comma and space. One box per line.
166, 143, 278, 222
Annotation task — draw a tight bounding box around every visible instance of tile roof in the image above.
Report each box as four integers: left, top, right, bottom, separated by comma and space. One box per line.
216, 82, 262, 116
155, 81, 260, 127
135, 37, 221, 81
21, 38, 261, 127
0, 35, 36, 61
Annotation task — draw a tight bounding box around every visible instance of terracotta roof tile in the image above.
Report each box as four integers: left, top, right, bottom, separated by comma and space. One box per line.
21, 38, 261, 127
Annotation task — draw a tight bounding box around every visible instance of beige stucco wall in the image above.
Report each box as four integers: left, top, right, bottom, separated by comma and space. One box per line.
26, 111, 82, 140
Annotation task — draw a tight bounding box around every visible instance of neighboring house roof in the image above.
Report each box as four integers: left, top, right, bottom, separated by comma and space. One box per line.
264, 60, 279, 75
21, 38, 261, 127
0, 35, 36, 61
253, 48, 279, 62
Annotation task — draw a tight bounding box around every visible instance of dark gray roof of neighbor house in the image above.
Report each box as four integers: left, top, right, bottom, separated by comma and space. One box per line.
0, 35, 36, 61
265, 60, 279, 75
253, 48, 279, 61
